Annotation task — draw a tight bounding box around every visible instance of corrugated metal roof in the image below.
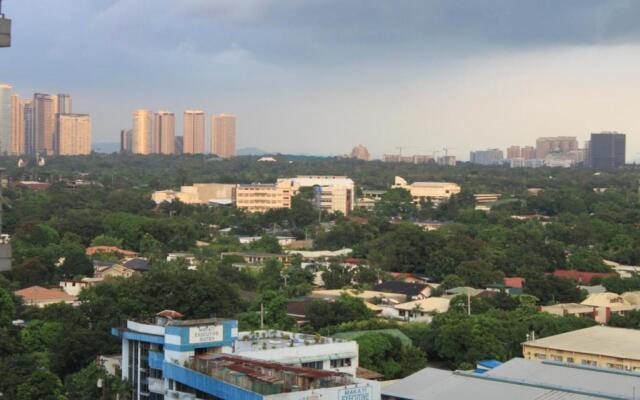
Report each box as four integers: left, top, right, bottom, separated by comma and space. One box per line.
523, 326, 640, 361
382, 358, 640, 400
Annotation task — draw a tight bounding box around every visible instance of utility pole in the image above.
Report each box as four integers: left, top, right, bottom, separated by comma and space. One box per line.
467, 287, 471, 316
260, 303, 264, 329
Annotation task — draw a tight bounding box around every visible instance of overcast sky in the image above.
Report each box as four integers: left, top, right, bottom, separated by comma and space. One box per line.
4, 0, 640, 159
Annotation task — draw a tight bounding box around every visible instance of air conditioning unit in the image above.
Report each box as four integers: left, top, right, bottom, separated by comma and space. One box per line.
0, 17, 10, 47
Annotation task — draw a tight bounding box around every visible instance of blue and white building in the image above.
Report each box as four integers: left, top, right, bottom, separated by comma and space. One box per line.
112, 311, 376, 400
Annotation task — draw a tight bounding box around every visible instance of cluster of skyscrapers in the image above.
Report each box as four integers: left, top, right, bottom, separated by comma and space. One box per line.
470, 132, 626, 169
0, 84, 91, 156
121, 110, 236, 157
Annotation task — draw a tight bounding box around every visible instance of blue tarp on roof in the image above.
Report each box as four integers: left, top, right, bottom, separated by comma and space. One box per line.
478, 360, 502, 369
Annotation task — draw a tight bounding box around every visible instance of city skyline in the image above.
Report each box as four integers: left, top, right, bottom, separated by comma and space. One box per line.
4, 1, 640, 160
2, 85, 92, 156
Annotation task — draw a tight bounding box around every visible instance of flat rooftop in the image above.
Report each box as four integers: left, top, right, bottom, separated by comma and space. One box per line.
235, 330, 344, 352
190, 354, 354, 395
524, 326, 640, 360
383, 358, 640, 400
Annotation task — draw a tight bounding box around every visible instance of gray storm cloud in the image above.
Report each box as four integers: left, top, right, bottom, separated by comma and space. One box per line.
4, 0, 640, 158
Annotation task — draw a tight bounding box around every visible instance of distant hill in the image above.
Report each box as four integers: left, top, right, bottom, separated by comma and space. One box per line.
237, 147, 269, 156
92, 143, 120, 153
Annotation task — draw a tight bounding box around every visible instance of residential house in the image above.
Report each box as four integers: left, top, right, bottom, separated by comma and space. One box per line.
373, 281, 431, 300
85, 246, 138, 258
15, 286, 76, 308
121, 257, 150, 272
551, 269, 617, 285
94, 261, 139, 279
539, 303, 596, 319
581, 292, 637, 323
388, 272, 430, 284
384, 297, 451, 322
221, 252, 288, 264
59, 277, 103, 296
310, 289, 406, 304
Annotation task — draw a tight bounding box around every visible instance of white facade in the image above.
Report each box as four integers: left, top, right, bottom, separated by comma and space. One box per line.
290, 175, 356, 214
393, 176, 461, 204
235, 330, 359, 376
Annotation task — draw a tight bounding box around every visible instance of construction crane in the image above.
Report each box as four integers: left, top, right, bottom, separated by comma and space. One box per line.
0, 0, 11, 48
395, 146, 421, 157
442, 146, 456, 157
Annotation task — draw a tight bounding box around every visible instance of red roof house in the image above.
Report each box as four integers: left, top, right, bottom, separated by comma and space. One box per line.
551, 270, 617, 284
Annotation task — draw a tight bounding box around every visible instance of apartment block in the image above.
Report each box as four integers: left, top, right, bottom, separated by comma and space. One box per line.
235, 179, 293, 213
57, 114, 91, 155
535, 136, 577, 159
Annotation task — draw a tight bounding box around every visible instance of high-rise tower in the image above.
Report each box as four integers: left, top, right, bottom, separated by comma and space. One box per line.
211, 114, 236, 158
132, 109, 152, 155
33, 93, 55, 155
153, 111, 175, 154
57, 114, 91, 155
183, 110, 205, 154
10, 93, 23, 155
22, 99, 34, 154
0, 84, 11, 154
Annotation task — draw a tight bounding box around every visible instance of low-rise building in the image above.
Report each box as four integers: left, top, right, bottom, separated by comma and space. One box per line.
221, 252, 288, 264
310, 289, 406, 304
238, 236, 296, 247
290, 176, 356, 215
112, 312, 376, 399
86, 246, 139, 258
539, 303, 596, 319
287, 248, 353, 261
151, 183, 236, 205
166, 253, 199, 269
15, 285, 76, 308
59, 278, 103, 296
392, 176, 460, 205
603, 259, 640, 278
384, 297, 450, 322
387, 272, 430, 284
522, 326, 640, 370
383, 357, 640, 400
551, 269, 617, 284
373, 281, 431, 300
580, 292, 637, 323
473, 193, 500, 203
235, 180, 293, 213
234, 330, 358, 376
94, 262, 139, 279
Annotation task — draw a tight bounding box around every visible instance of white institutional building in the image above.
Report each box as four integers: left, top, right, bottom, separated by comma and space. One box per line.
392, 176, 461, 204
